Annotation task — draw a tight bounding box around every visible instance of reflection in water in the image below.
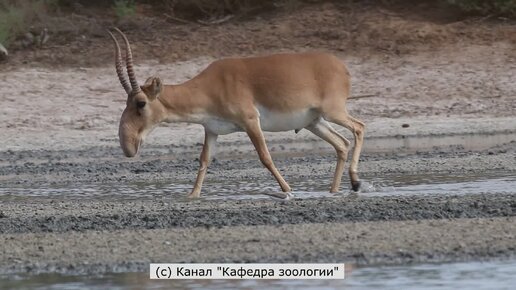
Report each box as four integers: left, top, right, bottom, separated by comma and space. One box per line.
1, 260, 515, 290
0, 171, 515, 201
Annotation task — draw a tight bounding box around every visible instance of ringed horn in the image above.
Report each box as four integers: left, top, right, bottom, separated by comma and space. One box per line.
106, 28, 140, 94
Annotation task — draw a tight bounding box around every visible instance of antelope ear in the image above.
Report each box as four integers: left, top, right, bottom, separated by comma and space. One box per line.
141, 77, 163, 100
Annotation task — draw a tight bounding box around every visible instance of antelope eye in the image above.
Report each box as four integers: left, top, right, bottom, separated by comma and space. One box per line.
136, 101, 146, 109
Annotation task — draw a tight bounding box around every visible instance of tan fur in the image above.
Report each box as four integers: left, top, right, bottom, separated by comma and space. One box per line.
112, 36, 365, 198
159, 53, 350, 119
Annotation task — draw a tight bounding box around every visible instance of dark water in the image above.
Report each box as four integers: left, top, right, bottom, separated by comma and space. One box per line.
2, 260, 515, 290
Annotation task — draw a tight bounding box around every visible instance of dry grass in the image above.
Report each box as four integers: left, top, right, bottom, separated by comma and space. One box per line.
0, 0, 56, 47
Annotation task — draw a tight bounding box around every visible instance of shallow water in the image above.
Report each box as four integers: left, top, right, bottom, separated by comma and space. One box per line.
2, 260, 515, 290
0, 171, 515, 201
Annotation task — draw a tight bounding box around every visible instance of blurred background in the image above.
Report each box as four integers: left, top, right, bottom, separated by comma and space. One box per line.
0, 0, 515, 67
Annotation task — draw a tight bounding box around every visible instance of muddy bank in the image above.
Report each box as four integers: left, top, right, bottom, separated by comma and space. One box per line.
1, 140, 515, 192
0, 84, 515, 276
1, 216, 515, 275
0, 193, 514, 274
0, 193, 515, 234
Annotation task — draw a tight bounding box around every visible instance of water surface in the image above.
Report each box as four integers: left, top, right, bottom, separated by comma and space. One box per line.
2, 260, 515, 290
0, 171, 515, 201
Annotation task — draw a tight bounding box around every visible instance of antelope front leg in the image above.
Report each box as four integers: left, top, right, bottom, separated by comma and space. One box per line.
188, 130, 218, 198
244, 119, 292, 193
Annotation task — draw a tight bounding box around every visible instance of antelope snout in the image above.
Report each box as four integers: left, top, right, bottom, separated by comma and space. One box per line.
121, 140, 140, 157
119, 125, 141, 158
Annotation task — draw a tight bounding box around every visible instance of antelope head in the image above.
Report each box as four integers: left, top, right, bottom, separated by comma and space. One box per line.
108, 28, 165, 157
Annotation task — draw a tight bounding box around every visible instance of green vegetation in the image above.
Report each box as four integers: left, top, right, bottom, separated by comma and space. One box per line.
113, 0, 136, 20
0, 3, 24, 46
446, 0, 516, 17
0, 0, 55, 47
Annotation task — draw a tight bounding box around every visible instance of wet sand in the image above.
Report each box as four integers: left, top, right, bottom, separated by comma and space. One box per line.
1, 215, 515, 275
0, 132, 515, 274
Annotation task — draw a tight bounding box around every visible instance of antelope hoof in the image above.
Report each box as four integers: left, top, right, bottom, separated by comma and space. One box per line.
265, 191, 294, 200
187, 192, 201, 199
351, 180, 361, 192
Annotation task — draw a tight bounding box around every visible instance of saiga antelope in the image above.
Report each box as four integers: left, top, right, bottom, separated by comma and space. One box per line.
108, 28, 365, 199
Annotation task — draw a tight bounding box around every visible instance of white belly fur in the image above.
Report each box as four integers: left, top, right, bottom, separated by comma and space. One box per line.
202, 106, 319, 135
258, 105, 319, 132
203, 117, 241, 135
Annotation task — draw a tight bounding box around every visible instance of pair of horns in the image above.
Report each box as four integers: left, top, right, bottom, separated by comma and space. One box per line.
107, 28, 140, 95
